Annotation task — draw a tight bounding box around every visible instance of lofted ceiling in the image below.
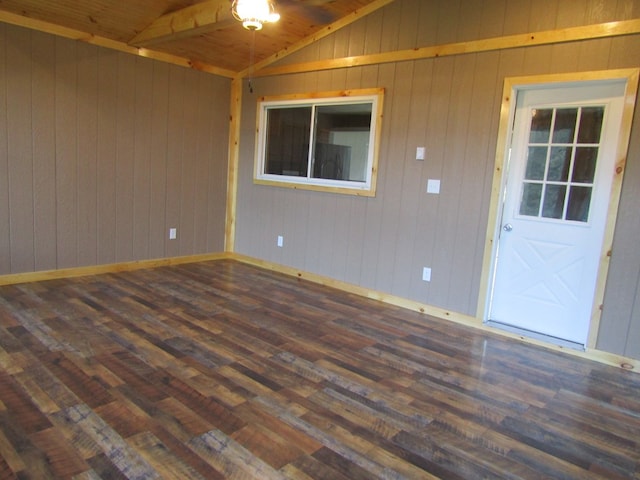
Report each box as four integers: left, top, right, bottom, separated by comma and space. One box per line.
0, 0, 387, 75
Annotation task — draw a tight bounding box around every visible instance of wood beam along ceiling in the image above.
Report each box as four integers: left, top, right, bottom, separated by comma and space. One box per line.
255, 19, 640, 77
129, 0, 236, 48
0, 8, 238, 77
0, 2, 637, 78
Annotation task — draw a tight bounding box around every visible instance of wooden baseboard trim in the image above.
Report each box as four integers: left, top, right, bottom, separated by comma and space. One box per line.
230, 253, 639, 373
231, 252, 476, 323
1, 252, 636, 372
0, 252, 232, 286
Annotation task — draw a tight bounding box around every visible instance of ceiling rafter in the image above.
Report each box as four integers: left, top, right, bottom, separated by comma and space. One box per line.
0, 9, 237, 78
129, 0, 234, 48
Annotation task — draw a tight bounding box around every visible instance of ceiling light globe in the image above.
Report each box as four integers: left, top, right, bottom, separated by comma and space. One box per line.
232, 0, 279, 30
242, 19, 263, 30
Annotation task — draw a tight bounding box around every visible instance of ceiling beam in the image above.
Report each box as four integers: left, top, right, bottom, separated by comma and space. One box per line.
129, 0, 235, 48
0, 9, 237, 78
253, 18, 640, 77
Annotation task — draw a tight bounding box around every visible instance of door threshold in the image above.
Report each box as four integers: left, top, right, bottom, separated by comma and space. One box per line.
485, 320, 585, 351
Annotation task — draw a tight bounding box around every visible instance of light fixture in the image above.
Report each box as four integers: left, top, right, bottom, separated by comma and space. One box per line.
231, 0, 280, 30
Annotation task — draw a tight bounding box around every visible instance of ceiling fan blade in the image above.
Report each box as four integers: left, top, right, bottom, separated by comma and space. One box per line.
298, 0, 337, 5
277, 0, 337, 25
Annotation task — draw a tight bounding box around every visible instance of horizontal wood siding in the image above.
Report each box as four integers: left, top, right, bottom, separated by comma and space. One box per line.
234, 0, 640, 359
0, 24, 230, 274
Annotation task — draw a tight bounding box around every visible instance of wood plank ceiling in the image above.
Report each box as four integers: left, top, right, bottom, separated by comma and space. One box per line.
0, 0, 383, 74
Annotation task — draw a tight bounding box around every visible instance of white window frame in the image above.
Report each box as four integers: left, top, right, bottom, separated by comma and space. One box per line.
254, 88, 384, 197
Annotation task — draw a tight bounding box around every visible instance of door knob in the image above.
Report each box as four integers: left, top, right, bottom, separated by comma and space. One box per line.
503, 223, 513, 232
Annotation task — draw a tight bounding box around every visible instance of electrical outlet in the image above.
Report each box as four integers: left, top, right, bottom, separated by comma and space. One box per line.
422, 267, 432, 282
427, 179, 440, 194
277, 235, 284, 247
169, 228, 177, 240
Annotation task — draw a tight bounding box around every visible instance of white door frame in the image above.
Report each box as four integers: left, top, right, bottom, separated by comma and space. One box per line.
477, 69, 639, 349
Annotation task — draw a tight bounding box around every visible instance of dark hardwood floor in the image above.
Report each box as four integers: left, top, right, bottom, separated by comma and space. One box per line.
0, 260, 638, 479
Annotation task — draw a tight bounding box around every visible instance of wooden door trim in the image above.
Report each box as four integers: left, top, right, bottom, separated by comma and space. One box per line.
477, 68, 640, 349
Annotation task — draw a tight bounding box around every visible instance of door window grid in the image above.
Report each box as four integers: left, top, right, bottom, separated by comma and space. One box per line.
519, 106, 604, 223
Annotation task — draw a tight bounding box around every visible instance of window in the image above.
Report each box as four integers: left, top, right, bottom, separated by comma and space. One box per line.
254, 88, 384, 196
519, 106, 604, 222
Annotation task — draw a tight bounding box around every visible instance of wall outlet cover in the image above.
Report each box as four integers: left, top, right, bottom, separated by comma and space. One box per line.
427, 179, 440, 194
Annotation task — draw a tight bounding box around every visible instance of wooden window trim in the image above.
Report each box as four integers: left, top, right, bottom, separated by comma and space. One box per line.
253, 88, 385, 197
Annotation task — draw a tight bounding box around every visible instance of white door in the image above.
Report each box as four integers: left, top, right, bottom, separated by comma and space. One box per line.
488, 81, 625, 346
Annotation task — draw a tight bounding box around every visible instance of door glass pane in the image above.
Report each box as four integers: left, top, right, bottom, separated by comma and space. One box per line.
520, 104, 603, 222
529, 108, 553, 143
548, 147, 571, 181
519, 183, 542, 216
572, 147, 598, 183
566, 186, 592, 222
541, 184, 566, 219
577, 107, 604, 144
552, 108, 578, 143
525, 147, 547, 180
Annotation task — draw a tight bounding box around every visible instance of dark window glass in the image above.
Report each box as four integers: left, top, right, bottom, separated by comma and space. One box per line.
520, 183, 542, 216
541, 184, 567, 219
313, 104, 372, 182
572, 147, 598, 183
577, 107, 604, 144
525, 147, 547, 180
265, 107, 311, 176
529, 108, 553, 143
566, 186, 592, 222
548, 147, 572, 182
552, 108, 578, 143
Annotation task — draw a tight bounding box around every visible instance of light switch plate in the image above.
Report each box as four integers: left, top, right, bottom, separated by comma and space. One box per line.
422, 267, 432, 282
427, 179, 440, 194
416, 147, 425, 160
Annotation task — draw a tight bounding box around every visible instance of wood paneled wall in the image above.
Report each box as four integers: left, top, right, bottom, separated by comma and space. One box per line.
234, 0, 640, 359
0, 24, 230, 274
1, 0, 638, 361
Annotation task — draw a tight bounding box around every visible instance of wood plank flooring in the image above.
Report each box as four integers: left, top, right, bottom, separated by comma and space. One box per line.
0, 259, 639, 479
